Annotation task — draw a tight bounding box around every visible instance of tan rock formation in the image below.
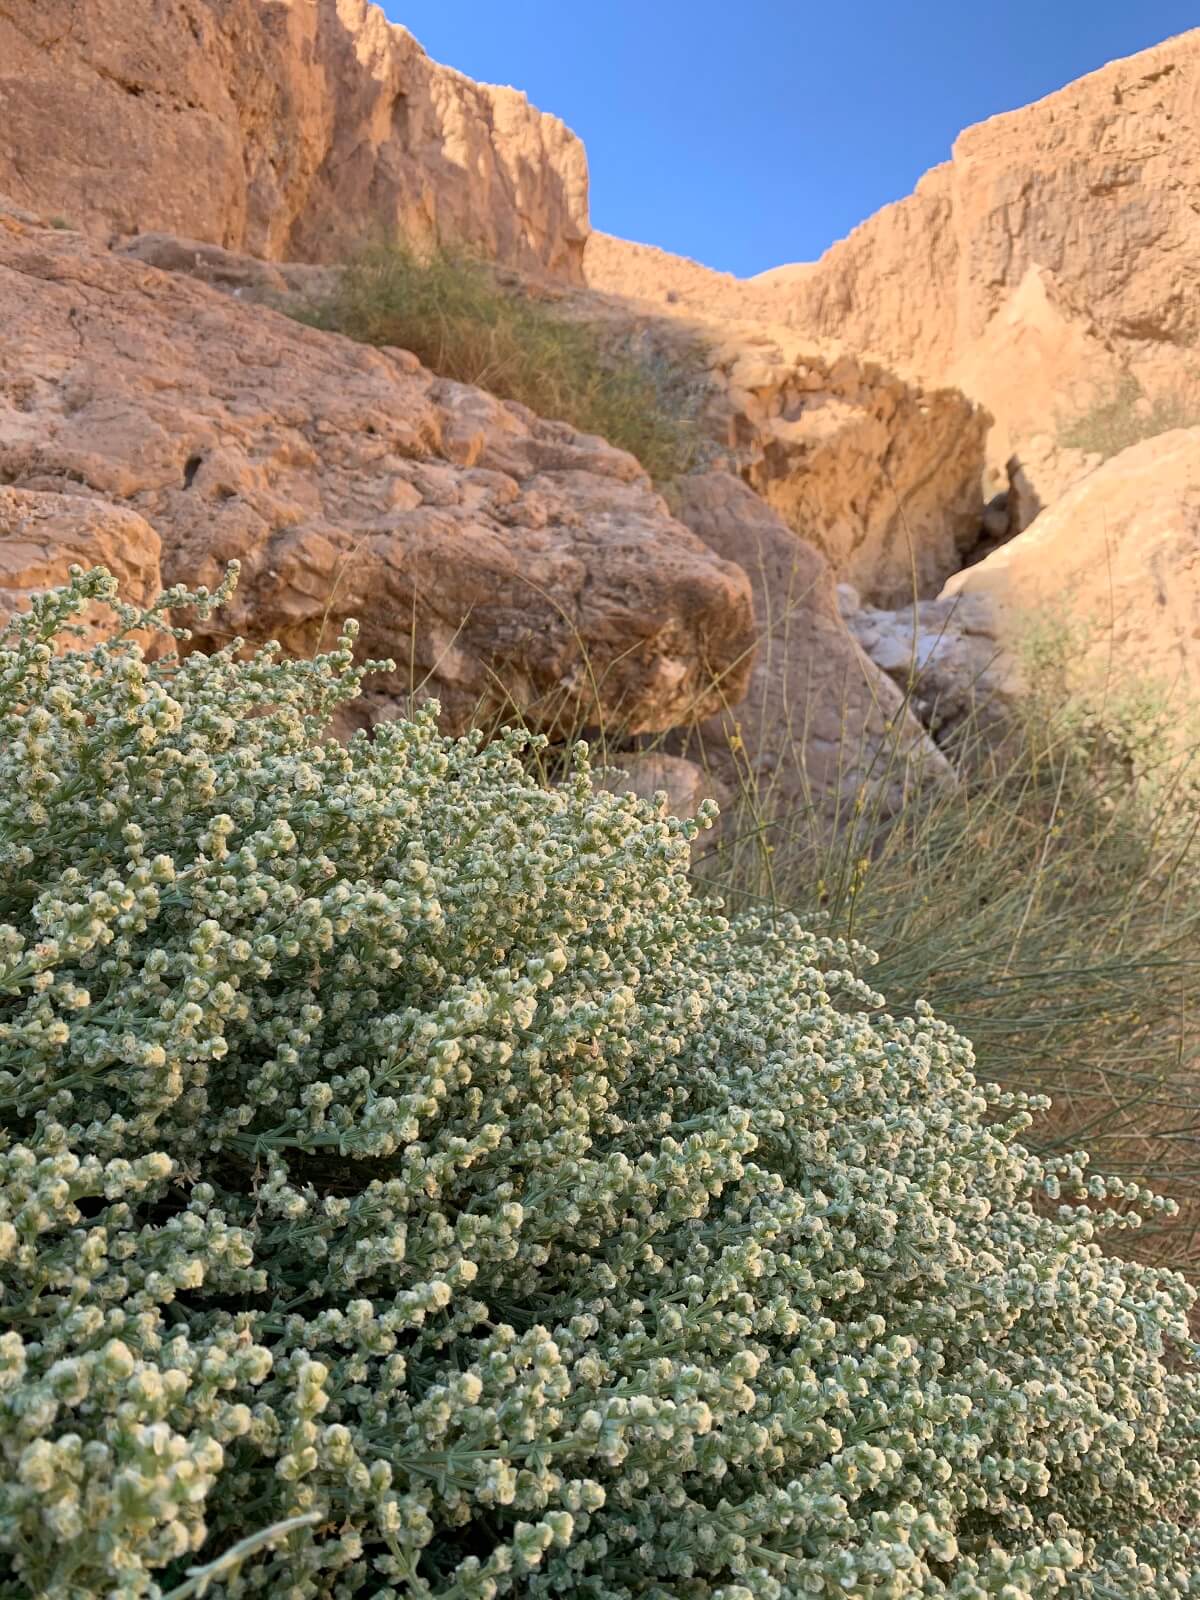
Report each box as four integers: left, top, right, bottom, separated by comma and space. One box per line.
667, 472, 950, 828
563, 263, 989, 604
945, 265, 1128, 528
943, 428, 1200, 700
767, 31, 1200, 365
583, 233, 768, 320
0, 0, 996, 609
135, 220, 991, 609
588, 34, 1200, 528
709, 328, 987, 604
758, 31, 1200, 511
0, 205, 753, 736
0, 485, 162, 650
0, 0, 589, 278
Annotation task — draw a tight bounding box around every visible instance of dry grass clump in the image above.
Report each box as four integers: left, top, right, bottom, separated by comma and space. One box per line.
297, 239, 709, 482
696, 619, 1200, 1284
1057, 370, 1200, 460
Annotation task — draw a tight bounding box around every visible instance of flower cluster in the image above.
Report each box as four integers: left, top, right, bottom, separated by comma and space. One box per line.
1, 570, 1197, 1598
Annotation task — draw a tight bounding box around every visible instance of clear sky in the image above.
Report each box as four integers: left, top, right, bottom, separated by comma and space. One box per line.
384, 2, 1197, 278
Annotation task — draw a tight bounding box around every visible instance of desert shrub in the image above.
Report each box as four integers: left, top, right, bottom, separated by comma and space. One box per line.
1, 570, 1199, 1600
1056, 372, 1199, 461
297, 241, 708, 482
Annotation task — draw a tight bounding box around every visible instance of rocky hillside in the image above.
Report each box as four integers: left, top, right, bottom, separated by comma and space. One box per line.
0, 0, 995, 606
3, 0, 1197, 815
0, 203, 754, 739
1, 193, 950, 824
763, 33, 1200, 371
586, 29, 1200, 724
0, 0, 965, 830
771, 31, 1200, 528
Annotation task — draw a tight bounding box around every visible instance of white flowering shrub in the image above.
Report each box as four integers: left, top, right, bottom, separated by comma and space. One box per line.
1, 569, 1198, 1600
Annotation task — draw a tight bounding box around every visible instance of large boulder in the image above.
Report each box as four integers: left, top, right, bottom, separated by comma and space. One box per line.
0, 0, 589, 279
0, 206, 754, 736
943, 427, 1200, 699
667, 472, 950, 827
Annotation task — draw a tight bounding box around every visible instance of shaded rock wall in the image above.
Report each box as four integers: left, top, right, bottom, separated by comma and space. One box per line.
567, 261, 990, 604
711, 330, 988, 606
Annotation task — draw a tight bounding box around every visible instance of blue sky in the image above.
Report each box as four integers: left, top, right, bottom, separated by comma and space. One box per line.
384, 2, 1196, 278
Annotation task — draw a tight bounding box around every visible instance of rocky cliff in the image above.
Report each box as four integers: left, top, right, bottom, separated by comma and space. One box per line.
759, 30, 1200, 520
0, 0, 993, 608
9, 6, 1196, 816
0, 195, 952, 819
587, 31, 1200, 532
944, 427, 1200, 704
0, 0, 589, 278
763, 31, 1200, 372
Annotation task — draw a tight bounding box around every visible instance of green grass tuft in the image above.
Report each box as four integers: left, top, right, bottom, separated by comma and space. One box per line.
1057, 371, 1200, 461
296, 239, 709, 482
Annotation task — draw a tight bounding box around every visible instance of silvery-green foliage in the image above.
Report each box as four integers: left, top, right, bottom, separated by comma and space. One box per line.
1, 569, 1197, 1600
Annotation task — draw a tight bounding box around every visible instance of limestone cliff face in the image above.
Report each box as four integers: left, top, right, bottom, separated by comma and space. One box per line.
943, 427, 1200, 705
0, 0, 590, 278
587, 28, 1200, 374
762, 30, 1200, 368
707, 328, 987, 606
587, 32, 1200, 529
755, 31, 1200, 512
